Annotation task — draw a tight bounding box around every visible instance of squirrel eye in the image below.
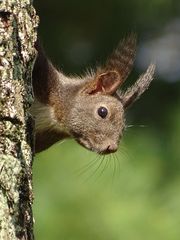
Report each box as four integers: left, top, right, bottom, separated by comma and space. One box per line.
97, 107, 108, 119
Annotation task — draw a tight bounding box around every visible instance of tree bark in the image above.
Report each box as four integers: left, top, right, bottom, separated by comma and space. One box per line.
0, 0, 38, 239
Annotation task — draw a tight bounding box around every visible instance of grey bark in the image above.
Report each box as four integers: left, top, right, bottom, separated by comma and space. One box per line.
0, 0, 38, 239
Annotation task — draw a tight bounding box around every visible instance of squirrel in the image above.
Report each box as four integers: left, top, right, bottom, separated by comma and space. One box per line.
31, 34, 155, 154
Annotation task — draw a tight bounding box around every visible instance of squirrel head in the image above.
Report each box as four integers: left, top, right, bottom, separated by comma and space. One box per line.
33, 34, 155, 154
67, 92, 125, 154
64, 33, 155, 154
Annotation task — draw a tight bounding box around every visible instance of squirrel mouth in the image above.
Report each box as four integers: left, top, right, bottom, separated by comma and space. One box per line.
70, 131, 97, 152
78, 139, 118, 154
70, 131, 117, 155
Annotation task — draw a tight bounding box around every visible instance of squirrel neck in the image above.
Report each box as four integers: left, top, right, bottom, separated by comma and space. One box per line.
48, 73, 83, 128
32, 63, 88, 133
32, 44, 94, 152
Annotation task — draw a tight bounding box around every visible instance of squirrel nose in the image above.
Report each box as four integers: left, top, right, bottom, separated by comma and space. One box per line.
103, 143, 118, 154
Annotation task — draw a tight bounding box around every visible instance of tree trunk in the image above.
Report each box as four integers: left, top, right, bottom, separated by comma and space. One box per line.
0, 0, 38, 239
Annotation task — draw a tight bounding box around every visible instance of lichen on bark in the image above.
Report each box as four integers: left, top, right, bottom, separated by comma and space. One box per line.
0, 0, 38, 239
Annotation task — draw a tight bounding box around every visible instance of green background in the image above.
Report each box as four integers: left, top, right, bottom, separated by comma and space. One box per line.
33, 0, 180, 239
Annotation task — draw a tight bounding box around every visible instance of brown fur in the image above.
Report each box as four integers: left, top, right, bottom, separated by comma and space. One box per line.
31, 35, 155, 153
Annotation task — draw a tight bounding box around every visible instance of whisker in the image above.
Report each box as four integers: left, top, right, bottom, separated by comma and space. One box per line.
56, 139, 66, 146
84, 155, 105, 182
114, 153, 121, 174
75, 154, 99, 176
125, 124, 135, 129
95, 155, 110, 181
75, 145, 127, 183
112, 154, 117, 181
125, 124, 148, 131
116, 145, 129, 160
107, 154, 116, 186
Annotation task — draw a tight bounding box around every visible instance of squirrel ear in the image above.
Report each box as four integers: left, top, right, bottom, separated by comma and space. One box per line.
83, 34, 137, 95
85, 70, 122, 95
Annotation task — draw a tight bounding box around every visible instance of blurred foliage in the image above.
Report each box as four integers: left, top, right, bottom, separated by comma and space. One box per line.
33, 0, 180, 239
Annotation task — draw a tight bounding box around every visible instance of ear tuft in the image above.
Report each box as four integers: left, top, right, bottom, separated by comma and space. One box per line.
105, 33, 137, 84
85, 33, 137, 95
117, 64, 155, 108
